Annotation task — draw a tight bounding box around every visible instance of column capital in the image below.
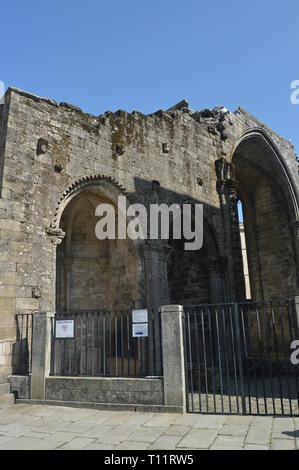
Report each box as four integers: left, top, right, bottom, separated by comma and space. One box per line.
45, 227, 65, 245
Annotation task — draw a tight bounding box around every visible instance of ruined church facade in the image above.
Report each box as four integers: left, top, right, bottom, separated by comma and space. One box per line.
0, 87, 298, 380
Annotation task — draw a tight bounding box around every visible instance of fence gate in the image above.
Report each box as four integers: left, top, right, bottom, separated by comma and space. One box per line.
183, 300, 299, 416
50, 309, 163, 379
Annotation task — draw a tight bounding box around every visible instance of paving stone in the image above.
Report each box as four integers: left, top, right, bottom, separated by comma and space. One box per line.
85, 443, 115, 450
210, 434, 245, 450
244, 444, 269, 450
164, 425, 190, 436
246, 418, 273, 445
270, 439, 296, 450
0, 437, 54, 450
143, 414, 177, 428
60, 420, 95, 433
115, 441, 150, 450
127, 426, 167, 443
125, 413, 153, 426
192, 415, 227, 429
58, 437, 96, 450
173, 414, 204, 427
82, 424, 115, 439
96, 424, 138, 445
218, 423, 250, 437
177, 429, 217, 449
149, 435, 183, 450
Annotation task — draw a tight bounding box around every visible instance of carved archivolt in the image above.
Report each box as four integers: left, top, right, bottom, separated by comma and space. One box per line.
49, 174, 130, 231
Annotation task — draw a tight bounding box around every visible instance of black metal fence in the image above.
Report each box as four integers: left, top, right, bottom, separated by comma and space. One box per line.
14, 314, 33, 375
183, 300, 299, 416
50, 310, 163, 378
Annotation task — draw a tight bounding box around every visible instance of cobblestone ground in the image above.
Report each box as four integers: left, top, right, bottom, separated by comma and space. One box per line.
0, 403, 298, 450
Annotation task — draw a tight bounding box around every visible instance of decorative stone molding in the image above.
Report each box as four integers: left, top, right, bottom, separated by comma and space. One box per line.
45, 227, 65, 245
51, 174, 130, 230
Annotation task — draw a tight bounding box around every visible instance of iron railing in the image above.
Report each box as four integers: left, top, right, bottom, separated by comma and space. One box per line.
14, 313, 34, 375
50, 309, 163, 378
183, 300, 299, 416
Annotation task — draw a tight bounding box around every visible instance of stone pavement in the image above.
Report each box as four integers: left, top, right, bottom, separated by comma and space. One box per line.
0, 403, 298, 450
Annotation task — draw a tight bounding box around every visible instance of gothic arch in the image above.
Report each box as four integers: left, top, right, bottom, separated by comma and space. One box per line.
51, 174, 131, 230
230, 129, 299, 300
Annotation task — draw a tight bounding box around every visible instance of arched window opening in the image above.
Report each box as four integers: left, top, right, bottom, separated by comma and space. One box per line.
238, 200, 251, 300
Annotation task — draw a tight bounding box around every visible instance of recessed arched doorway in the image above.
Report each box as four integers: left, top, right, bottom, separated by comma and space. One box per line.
56, 184, 145, 312
231, 131, 299, 301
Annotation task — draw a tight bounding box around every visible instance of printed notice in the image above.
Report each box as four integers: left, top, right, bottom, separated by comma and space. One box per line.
56, 320, 75, 339
132, 309, 148, 324
132, 323, 148, 338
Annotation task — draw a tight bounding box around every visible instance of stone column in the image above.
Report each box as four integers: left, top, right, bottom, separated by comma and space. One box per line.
294, 295, 299, 329
215, 157, 246, 301
160, 305, 186, 412
31, 311, 54, 400
143, 240, 171, 309
227, 181, 246, 301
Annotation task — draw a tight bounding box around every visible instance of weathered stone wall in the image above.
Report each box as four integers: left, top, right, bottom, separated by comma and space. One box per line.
45, 376, 164, 405
0, 88, 299, 379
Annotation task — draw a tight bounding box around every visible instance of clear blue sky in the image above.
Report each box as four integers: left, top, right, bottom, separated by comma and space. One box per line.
1, 1, 298, 154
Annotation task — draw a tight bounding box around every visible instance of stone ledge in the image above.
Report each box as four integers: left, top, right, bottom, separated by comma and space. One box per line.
16, 399, 184, 414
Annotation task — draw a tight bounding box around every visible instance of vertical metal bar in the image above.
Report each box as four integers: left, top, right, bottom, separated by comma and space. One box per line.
215, 307, 224, 414
255, 304, 268, 415
240, 304, 251, 415
74, 314, 77, 376
158, 311, 163, 377
270, 302, 284, 415
152, 314, 156, 376
20, 315, 24, 374
286, 300, 299, 412
207, 306, 217, 414
115, 312, 118, 376
221, 305, 232, 414
234, 303, 246, 415
97, 312, 100, 376
201, 308, 209, 413
246, 303, 259, 415
133, 315, 137, 377
80, 312, 83, 375
290, 300, 299, 411
85, 313, 88, 375
63, 339, 66, 376
109, 311, 112, 376
103, 312, 106, 376
50, 316, 55, 375
121, 312, 124, 376
140, 336, 143, 376
187, 310, 194, 412
229, 304, 240, 414
25, 315, 29, 374
146, 311, 151, 376
30, 314, 34, 374
182, 311, 190, 413
194, 309, 202, 413
278, 301, 293, 415
262, 303, 276, 415
127, 311, 130, 377
92, 312, 95, 376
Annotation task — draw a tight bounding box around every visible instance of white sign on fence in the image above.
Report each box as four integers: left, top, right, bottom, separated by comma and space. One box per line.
132, 309, 148, 324
132, 323, 148, 338
56, 320, 75, 339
